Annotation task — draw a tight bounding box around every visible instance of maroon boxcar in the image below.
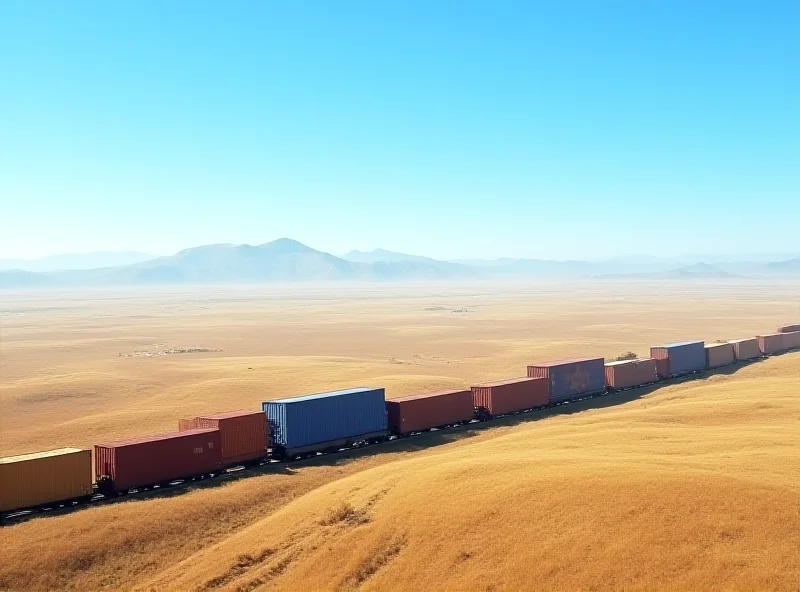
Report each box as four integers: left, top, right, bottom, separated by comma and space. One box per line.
604, 358, 658, 390
654, 357, 670, 380
193, 410, 268, 466
728, 338, 760, 361
471, 377, 549, 417
777, 324, 800, 333
705, 343, 735, 368
757, 333, 785, 355
782, 331, 800, 350
94, 428, 222, 492
386, 389, 474, 435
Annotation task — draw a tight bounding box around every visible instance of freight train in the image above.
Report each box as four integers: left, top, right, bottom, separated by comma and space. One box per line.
2, 325, 799, 524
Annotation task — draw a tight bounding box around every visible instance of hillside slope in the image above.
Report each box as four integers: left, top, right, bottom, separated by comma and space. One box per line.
1, 354, 797, 592
140, 354, 800, 592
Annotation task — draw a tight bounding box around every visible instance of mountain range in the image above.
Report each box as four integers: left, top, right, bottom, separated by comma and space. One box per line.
0, 251, 155, 272
0, 240, 798, 289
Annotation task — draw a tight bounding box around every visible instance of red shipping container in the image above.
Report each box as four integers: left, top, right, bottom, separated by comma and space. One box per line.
194, 410, 268, 466
386, 389, 473, 435
758, 333, 785, 355
94, 428, 222, 492
705, 343, 734, 368
604, 358, 658, 390
782, 331, 800, 350
471, 377, 548, 416
728, 338, 760, 361
777, 324, 800, 333
654, 357, 671, 379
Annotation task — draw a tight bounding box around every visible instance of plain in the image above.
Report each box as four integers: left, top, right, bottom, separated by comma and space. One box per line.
1, 279, 799, 591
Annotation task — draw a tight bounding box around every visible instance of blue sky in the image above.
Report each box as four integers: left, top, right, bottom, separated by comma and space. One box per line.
1, 1, 798, 260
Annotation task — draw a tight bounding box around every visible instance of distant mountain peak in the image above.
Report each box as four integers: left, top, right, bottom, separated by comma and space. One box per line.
259, 238, 317, 254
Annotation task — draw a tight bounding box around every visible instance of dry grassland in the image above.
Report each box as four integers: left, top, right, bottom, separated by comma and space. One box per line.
1, 279, 799, 591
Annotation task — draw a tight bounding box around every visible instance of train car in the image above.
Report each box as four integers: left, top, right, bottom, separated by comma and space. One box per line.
263, 387, 388, 458
782, 331, 800, 350
604, 358, 658, 390
94, 428, 222, 493
180, 410, 268, 466
728, 338, 760, 361
705, 343, 735, 368
777, 324, 800, 333
527, 358, 605, 403
471, 377, 549, 417
757, 333, 785, 355
650, 341, 705, 378
0, 448, 93, 514
386, 389, 474, 434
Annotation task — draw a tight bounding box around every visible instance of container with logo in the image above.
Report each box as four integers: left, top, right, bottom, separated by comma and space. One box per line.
263, 387, 387, 456
471, 377, 549, 417
705, 343, 735, 368
728, 338, 760, 361
649, 341, 705, 378
94, 428, 222, 493
386, 389, 474, 434
604, 358, 658, 390
527, 358, 605, 403
1, 448, 93, 513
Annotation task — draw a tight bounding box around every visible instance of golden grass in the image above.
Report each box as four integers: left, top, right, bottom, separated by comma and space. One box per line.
129, 353, 800, 592
1, 280, 799, 591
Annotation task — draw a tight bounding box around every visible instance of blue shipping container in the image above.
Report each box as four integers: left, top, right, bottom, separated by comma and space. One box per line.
650, 341, 705, 376
527, 358, 606, 403
263, 387, 387, 453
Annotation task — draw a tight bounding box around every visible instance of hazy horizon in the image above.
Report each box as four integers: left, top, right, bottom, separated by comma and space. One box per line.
1, 239, 799, 267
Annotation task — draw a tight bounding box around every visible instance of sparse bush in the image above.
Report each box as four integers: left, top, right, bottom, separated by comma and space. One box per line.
319, 501, 369, 526
609, 351, 638, 362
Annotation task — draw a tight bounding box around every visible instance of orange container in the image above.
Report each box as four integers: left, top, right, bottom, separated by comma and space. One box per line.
0, 448, 93, 512
178, 418, 198, 430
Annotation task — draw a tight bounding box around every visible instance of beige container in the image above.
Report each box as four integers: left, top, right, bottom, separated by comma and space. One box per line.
705, 343, 735, 368
0, 448, 93, 512
728, 338, 760, 361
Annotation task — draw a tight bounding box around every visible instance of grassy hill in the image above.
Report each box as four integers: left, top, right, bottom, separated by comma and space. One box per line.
2, 353, 798, 591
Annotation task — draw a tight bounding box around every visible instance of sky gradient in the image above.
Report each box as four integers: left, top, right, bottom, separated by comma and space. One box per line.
1, 1, 798, 260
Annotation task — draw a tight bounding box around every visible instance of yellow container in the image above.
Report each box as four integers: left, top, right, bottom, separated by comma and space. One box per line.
0, 448, 93, 512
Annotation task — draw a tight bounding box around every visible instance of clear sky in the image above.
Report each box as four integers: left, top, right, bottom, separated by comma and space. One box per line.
1, 1, 798, 261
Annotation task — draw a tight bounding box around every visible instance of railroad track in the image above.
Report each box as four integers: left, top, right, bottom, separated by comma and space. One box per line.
2, 362, 747, 527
